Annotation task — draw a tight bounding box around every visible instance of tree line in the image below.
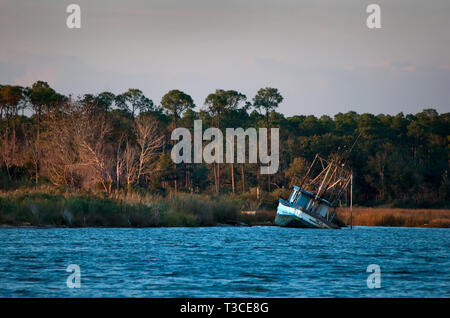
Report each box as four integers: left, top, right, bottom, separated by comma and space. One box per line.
0, 81, 448, 208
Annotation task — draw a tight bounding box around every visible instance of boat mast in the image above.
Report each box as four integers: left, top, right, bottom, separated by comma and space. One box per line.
350, 172, 353, 230
299, 153, 318, 189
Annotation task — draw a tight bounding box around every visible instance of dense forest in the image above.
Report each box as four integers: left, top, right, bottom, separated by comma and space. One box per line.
0, 81, 448, 209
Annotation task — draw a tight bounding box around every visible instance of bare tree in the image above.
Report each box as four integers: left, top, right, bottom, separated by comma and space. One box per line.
42, 101, 80, 187
119, 116, 164, 191
23, 124, 40, 188
135, 116, 164, 183
124, 140, 137, 189
115, 135, 126, 192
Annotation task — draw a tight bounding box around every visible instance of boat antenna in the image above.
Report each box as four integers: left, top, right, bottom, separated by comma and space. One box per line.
348, 132, 361, 157
341, 132, 361, 167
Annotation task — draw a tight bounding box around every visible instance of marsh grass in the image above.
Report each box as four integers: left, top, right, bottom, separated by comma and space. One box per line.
336, 207, 450, 228
0, 188, 253, 227
2, 187, 449, 228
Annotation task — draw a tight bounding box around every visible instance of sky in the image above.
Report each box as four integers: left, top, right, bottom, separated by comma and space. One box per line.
1, 0, 449, 117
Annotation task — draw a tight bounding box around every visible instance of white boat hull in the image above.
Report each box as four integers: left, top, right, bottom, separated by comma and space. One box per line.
274, 199, 339, 229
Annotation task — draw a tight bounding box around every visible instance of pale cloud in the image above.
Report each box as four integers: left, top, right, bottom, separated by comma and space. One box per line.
0, 0, 449, 116
13, 65, 58, 87
369, 60, 416, 73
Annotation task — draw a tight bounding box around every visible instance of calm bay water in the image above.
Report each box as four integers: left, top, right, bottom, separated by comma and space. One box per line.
0, 226, 449, 298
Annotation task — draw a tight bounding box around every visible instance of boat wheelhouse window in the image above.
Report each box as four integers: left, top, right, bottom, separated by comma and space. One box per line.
289, 188, 299, 203
296, 192, 311, 209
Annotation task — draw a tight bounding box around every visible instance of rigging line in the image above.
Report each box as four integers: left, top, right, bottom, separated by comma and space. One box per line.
341, 132, 362, 167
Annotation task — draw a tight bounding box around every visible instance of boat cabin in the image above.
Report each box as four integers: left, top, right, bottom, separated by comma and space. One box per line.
287, 185, 333, 220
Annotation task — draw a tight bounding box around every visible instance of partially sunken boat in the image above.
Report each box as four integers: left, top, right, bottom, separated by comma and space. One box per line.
275, 154, 353, 229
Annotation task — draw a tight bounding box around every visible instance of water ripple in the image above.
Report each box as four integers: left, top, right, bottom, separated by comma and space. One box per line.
0, 226, 449, 297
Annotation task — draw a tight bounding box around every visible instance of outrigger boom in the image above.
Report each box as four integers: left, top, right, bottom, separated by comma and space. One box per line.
275, 154, 353, 229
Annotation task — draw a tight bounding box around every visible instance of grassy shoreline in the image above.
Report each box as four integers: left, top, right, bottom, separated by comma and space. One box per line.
0, 190, 273, 228
1, 189, 449, 228
336, 207, 450, 228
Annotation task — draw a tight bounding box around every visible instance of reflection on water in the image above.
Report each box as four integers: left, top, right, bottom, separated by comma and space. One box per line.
0, 226, 449, 297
